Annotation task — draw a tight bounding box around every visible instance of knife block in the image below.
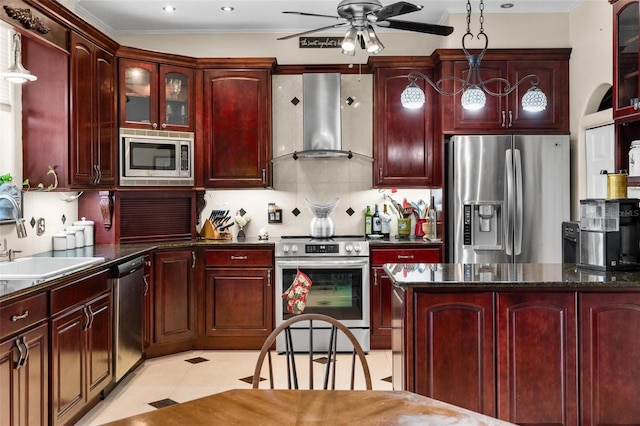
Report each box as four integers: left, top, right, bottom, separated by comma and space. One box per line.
199, 219, 232, 240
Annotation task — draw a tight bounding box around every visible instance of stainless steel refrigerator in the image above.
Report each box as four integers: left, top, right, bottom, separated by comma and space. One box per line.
446, 135, 570, 263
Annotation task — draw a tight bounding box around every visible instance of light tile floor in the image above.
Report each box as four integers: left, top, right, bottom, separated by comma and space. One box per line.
77, 350, 393, 425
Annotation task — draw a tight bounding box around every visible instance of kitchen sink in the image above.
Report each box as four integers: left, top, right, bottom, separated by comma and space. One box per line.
0, 256, 105, 281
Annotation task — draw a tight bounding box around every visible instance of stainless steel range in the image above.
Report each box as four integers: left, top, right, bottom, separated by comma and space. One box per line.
275, 235, 370, 352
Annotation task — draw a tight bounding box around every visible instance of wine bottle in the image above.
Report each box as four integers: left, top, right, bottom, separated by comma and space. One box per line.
381, 204, 391, 239
365, 206, 372, 235
428, 196, 437, 239
372, 204, 382, 235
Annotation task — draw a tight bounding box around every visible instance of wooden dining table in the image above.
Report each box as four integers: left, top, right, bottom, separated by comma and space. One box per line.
102, 389, 517, 425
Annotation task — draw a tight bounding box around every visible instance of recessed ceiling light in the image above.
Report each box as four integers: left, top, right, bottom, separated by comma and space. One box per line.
163, 6, 176, 12
500, 3, 514, 8
221, 6, 234, 12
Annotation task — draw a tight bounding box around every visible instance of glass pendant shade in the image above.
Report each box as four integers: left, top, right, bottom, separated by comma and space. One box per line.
400, 81, 426, 109
341, 28, 358, 52
461, 86, 486, 111
364, 28, 384, 54
521, 87, 547, 112
0, 34, 37, 84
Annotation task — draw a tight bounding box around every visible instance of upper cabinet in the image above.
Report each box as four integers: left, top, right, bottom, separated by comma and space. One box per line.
201, 59, 275, 188
434, 49, 571, 134
369, 57, 441, 188
118, 58, 195, 132
613, 0, 640, 120
69, 31, 117, 188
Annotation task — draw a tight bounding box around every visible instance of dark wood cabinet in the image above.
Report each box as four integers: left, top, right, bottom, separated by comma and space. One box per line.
50, 269, 111, 426
69, 31, 117, 188
202, 248, 274, 349
0, 321, 48, 426
152, 250, 196, 347
435, 49, 570, 133
369, 58, 440, 188
201, 61, 274, 188
580, 292, 640, 426
412, 292, 496, 416
369, 245, 442, 349
496, 292, 578, 425
612, 0, 640, 120
119, 59, 195, 131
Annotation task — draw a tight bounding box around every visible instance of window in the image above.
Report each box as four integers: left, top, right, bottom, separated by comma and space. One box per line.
0, 23, 11, 107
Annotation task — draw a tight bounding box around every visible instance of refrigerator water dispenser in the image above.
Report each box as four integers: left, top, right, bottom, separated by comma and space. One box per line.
463, 203, 503, 250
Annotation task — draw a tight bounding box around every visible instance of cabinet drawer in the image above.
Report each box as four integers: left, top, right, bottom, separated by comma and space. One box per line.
0, 292, 48, 339
206, 249, 273, 267
50, 269, 110, 315
371, 248, 441, 266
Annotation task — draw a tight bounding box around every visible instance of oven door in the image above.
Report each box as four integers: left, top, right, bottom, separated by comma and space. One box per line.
275, 258, 370, 329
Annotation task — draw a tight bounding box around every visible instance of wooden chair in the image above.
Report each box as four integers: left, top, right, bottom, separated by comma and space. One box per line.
251, 313, 373, 390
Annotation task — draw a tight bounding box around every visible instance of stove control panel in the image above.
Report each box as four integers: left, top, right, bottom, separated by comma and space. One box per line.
275, 240, 369, 257
306, 244, 339, 254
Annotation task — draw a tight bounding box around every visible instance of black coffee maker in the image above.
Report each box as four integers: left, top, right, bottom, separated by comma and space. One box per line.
579, 198, 640, 270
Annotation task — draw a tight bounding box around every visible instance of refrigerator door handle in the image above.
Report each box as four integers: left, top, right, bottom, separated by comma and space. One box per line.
514, 149, 523, 255
505, 149, 514, 256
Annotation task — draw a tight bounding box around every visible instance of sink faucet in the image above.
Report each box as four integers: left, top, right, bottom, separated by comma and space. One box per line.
0, 239, 21, 262
0, 194, 27, 238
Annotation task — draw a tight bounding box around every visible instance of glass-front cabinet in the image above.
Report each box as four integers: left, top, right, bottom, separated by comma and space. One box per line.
119, 59, 194, 131
613, 0, 640, 119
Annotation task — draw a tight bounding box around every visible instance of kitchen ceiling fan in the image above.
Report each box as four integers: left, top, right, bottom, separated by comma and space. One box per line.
278, 0, 454, 55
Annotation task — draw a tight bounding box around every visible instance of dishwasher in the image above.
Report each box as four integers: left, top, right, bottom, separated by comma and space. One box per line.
111, 255, 146, 382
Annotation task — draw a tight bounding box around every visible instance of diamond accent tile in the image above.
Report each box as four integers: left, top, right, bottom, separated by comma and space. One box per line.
346, 96, 354, 105
148, 398, 178, 409
239, 375, 264, 384
292, 208, 301, 217
30, 217, 36, 228
291, 97, 300, 106
61, 214, 66, 224
239, 208, 246, 216
185, 357, 209, 364
346, 207, 355, 216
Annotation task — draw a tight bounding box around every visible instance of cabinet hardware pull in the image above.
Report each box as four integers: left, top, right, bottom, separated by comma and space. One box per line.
143, 275, 149, 296
267, 269, 271, 287
152, 122, 158, 129
231, 255, 248, 260
397, 255, 414, 260
83, 306, 91, 330
20, 336, 29, 368
11, 310, 29, 321
161, 122, 167, 129
262, 169, 266, 185
86, 305, 95, 330
501, 111, 506, 128
145, 260, 151, 267
508, 110, 513, 128
14, 337, 25, 370
379, 166, 383, 181
374, 270, 378, 286
191, 251, 196, 268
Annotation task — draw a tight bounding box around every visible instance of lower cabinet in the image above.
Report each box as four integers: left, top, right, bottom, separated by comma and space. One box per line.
0, 323, 49, 426
150, 250, 196, 353
370, 245, 442, 349
580, 293, 640, 426
202, 248, 274, 349
50, 270, 111, 426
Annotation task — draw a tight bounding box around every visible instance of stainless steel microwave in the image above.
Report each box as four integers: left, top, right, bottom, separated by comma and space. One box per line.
120, 128, 194, 186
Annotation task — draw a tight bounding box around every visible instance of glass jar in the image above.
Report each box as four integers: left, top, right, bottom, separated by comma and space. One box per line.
630, 140, 640, 176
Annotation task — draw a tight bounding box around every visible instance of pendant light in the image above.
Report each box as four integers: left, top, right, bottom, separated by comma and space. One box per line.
400, 0, 546, 112
0, 33, 37, 84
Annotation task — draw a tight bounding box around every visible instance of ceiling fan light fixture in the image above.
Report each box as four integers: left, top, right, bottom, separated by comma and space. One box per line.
341, 28, 358, 52
0, 33, 37, 84
364, 28, 384, 54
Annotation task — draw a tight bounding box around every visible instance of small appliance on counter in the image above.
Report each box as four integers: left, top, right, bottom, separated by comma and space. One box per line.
562, 221, 580, 264
578, 198, 640, 270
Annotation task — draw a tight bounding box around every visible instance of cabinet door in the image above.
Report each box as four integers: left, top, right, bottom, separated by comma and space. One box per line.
441, 60, 508, 132
51, 305, 86, 426
370, 266, 394, 349
613, 0, 640, 119
580, 292, 640, 426
153, 250, 196, 344
119, 59, 159, 129
203, 69, 271, 188
159, 65, 194, 131
508, 60, 569, 131
86, 293, 112, 400
204, 268, 273, 340
94, 47, 117, 186
373, 67, 439, 187
0, 323, 49, 426
497, 292, 578, 426
414, 292, 495, 416
143, 255, 152, 351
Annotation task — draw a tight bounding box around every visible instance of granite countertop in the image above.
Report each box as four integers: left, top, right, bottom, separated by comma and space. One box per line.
384, 263, 640, 290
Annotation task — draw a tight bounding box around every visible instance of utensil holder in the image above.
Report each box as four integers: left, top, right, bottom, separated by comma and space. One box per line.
398, 218, 411, 237
199, 219, 232, 240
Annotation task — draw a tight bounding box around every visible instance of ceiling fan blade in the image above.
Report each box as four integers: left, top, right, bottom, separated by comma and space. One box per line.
377, 19, 454, 36
277, 22, 350, 40
283, 11, 343, 21
374, 2, 422, 21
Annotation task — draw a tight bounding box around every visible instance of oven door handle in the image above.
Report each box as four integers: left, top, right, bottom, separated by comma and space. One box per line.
275, 258, 370, 268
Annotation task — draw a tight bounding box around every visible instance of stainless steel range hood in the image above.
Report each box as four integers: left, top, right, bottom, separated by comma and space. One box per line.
295, 73, 351, 159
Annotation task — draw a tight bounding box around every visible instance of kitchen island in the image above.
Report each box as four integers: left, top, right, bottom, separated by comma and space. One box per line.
385, 263, 640, 426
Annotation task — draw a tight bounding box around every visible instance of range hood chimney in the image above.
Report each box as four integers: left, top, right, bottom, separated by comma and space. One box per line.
295, 73, 351, 159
